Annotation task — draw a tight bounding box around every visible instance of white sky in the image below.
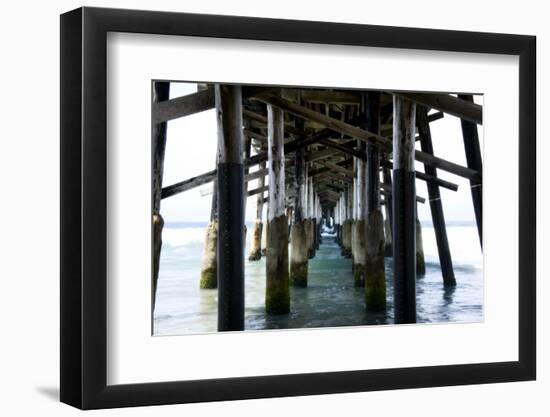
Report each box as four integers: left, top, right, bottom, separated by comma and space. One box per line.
159, 82, 483, 224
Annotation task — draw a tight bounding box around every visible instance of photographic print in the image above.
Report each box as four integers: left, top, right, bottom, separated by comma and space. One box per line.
151, 82, 483, 335
61, 8, 536, 408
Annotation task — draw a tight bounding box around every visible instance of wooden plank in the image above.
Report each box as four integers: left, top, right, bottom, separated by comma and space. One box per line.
394, 92, 482, 125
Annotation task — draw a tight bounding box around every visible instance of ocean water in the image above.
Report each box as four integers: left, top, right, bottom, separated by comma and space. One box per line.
153, 222, 483, 336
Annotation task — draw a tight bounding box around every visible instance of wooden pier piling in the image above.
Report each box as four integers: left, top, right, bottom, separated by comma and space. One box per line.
458, 94, 483, 248
152, 81, 170, 312
307, 176, 316, 258
335, 197, 342, 245
152, 85, 484, 328
353, 110, 368, 287
392, 96, 417, 324
417, 106, 456, 285
416, 214, 426, 276
364, 92, 387, 310
382, 154, 393, 257
290, 142, 309, 287
261, 220, 267, 256
350, 157, 360, 281
342, 182, 353, 257
200, 215, 219, 289
200, 153, 220, 289
248, 161, 266, 261
215, 84, 245, 331
265, 104, 290, 314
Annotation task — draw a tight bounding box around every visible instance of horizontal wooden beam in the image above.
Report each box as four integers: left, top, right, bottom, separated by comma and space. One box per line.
243, 109, 305, 137
306, 144, 351, 162
162, 169, 216, 198
245, 167, 268, 182
255, 94, 481, 182
243, 128, 267, 142
247, 185, 268, 197
318, 138, 366, 160
428, 111, 444, 123
153, 88, 214, 124
380, 183, 425, 204
191, 169, 269, 198
300, 90, 361, 104
379, 159, 458, 192
153, 86, 274, 124
394, 92, 482, 125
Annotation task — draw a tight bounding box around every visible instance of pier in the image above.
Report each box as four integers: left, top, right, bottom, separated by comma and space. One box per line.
152, 84, 483, 330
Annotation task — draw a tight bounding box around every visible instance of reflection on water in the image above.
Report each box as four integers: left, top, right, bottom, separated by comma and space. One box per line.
154, 225, 483, 336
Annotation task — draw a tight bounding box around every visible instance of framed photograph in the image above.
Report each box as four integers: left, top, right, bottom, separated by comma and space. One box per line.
60, 6, 536, 409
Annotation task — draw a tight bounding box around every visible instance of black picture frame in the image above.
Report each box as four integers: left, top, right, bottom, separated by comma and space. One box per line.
60, 6, 536, 410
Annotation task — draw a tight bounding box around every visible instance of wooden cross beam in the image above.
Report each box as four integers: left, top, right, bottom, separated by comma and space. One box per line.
306, 144, 352, 162
245, 168, 268, 182
380, 183, 425, 204
243, 109, 306, 137
318, 138, 366, 160
299, 90, 361, 104
243, 128, 267, 142
320, 161, 354, 177
314, 177, 345, 188
153, 86, 274, 124
255, 94, 481, 181
393, 92, 482, 125
247, 185, 268, 197
379, 159, 458, 192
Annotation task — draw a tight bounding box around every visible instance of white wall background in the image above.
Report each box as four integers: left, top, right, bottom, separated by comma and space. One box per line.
0, 0, 545, 415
